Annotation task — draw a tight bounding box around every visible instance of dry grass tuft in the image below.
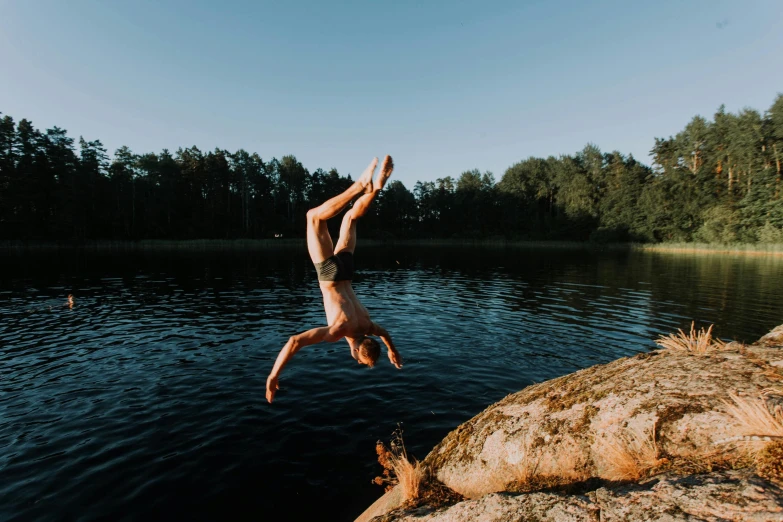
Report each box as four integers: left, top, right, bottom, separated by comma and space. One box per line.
374, 442, 395, 492
656, 322, 725, 354
756, 441, 783, 483
373, 427, 426, 503
392, 455, 425, 502
722, 393, 783, 440
595, 425, 664, 481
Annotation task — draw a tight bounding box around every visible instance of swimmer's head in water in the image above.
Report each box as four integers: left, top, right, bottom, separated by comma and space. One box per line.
357, 337, 381, 367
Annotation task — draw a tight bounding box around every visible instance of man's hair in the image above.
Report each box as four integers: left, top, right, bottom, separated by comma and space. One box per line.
359, 337, 381, 367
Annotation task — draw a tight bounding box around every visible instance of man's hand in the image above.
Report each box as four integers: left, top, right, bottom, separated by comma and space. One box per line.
266, 375, 280, 403
370, 321, 402, 369
388, 348, 403, 369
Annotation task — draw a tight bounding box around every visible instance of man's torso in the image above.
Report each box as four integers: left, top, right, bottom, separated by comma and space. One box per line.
319, 281, 372, 338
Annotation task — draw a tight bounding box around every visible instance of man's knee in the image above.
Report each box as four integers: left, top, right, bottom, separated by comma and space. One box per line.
343, 209, 357, 224
307, 208, 321, 224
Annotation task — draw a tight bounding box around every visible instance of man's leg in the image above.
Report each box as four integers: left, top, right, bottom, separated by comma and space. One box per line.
307, 158, 377, 263
335, 155, 393, 254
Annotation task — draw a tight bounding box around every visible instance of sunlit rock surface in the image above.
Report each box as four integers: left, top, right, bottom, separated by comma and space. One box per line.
356, 325, 783, 522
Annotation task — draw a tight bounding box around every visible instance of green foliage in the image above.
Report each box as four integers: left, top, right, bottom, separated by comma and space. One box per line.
758, 221, 783, 244
589, 226, 628, 244
2, 95, 783, 243
693, 206, 740, 244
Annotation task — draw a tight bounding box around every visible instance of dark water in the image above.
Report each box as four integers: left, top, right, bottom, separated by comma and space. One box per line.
1, 246, 782, 521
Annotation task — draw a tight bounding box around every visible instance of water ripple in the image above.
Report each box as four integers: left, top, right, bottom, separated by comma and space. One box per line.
1, 248, 782, 520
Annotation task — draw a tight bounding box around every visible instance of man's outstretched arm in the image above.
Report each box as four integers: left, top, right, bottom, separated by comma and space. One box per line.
370, 322, 403, 369
266, 324, 345, 403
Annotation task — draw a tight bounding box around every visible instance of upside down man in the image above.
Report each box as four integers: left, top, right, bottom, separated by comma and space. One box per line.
266, 155, 403, 403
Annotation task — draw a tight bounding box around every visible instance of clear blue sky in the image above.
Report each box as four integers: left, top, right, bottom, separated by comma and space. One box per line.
2, 0, 782, 187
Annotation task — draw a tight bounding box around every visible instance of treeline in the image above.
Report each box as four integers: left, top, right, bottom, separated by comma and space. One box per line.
1, 95, 782, 243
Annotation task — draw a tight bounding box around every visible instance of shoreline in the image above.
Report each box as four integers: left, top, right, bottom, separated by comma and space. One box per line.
1, 239, 783, 256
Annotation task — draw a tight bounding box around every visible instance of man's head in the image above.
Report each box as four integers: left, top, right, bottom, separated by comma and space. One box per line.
355, 336, 381, 367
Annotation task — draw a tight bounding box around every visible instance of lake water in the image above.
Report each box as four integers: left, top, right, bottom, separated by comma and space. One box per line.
2, 246, 782, 521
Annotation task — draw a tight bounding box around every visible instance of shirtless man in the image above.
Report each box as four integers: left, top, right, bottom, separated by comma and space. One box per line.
266, 155, 403, 403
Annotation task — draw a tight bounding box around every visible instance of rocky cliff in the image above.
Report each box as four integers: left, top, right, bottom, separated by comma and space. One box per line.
356, 325, 783, 522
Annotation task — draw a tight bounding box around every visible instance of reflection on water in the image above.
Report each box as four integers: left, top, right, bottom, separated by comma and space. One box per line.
1, 247, 782, 520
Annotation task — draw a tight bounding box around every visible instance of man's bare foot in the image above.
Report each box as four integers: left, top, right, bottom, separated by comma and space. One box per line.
358, 158, 378, 192
374, 155, 394, 191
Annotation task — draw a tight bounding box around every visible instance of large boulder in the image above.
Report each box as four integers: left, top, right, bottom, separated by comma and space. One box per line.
425, 342, 782, 498
356, 325, 783, 522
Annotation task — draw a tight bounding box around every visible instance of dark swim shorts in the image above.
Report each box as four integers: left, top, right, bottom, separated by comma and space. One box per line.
314, 251, 355, 281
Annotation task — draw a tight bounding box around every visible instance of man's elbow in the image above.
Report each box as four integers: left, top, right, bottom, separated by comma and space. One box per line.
288, 336, 301, 351
328, 324, 348, 341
